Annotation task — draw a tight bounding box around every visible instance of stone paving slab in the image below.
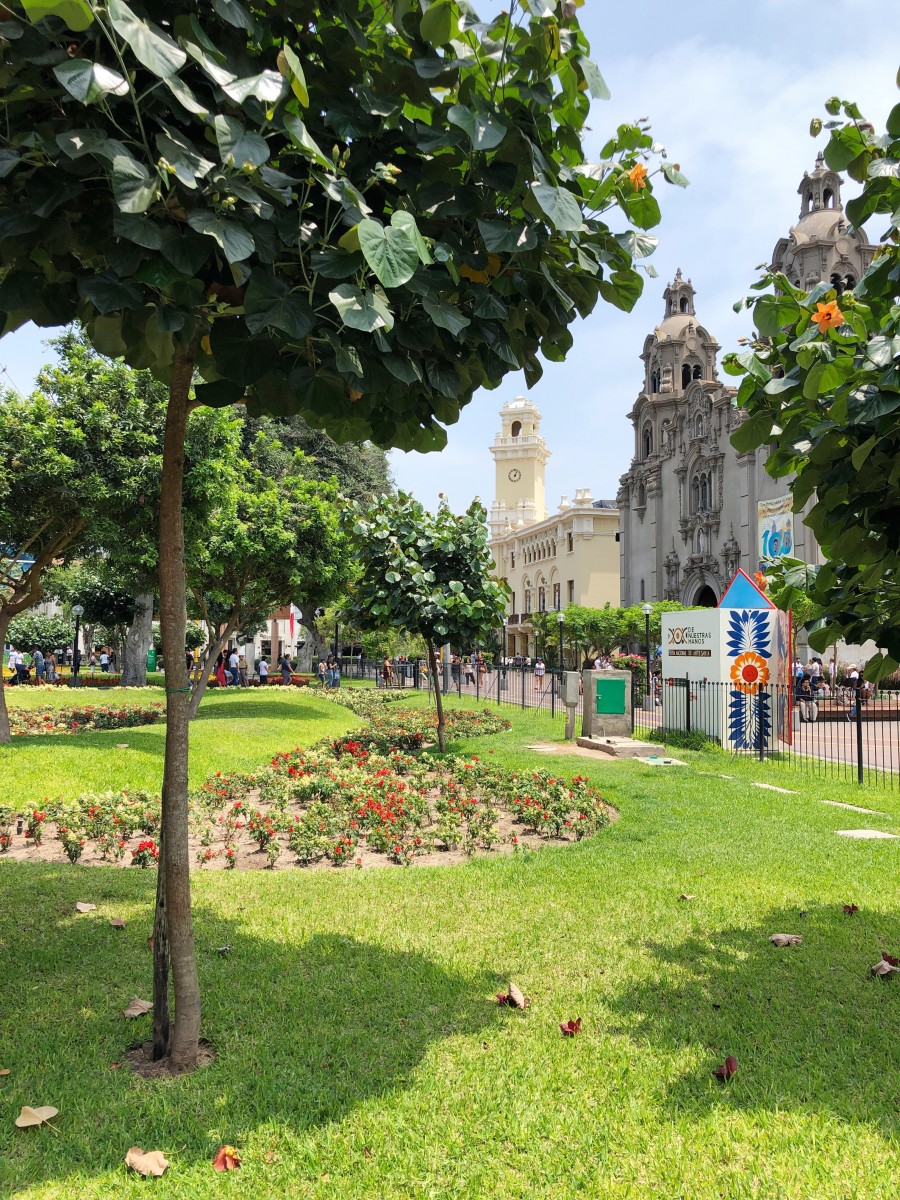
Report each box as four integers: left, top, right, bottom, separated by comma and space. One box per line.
835, 829, 899, 839
822, 799, 890, 816
752, 782, 799, 794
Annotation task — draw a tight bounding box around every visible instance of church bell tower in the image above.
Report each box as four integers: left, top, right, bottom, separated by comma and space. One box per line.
489, 397, 550, 534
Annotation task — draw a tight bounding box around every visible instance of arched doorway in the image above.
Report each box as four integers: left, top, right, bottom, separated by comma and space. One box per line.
693, 585, 717, 607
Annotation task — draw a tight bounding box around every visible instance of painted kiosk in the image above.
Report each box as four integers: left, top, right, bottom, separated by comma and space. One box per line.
661, 570, 791, 752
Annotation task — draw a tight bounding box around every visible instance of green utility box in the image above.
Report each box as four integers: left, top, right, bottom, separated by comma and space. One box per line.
147, 647, 157, 671
595, 676, 627, 715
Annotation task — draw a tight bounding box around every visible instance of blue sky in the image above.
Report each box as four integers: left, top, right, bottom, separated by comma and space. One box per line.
1, 0, 896, 514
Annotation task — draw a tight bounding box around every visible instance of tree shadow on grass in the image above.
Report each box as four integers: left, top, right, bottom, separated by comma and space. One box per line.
191, 695, 351, 724
0, 863, 496, 1192
607, 903, 900, 1137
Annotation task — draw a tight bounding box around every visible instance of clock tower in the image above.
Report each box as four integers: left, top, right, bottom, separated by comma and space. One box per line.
489, 397, 549, 532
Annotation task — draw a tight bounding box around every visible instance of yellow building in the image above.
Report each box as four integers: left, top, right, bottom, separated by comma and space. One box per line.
488, 398, 620, 657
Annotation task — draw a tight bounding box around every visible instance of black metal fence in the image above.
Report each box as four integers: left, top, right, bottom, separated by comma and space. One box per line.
659, 677, 900, 788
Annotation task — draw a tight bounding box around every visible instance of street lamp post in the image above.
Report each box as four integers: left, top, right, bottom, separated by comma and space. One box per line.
642, 603, 652, 711
71, 604, 84, 688
557, 608, 564, 687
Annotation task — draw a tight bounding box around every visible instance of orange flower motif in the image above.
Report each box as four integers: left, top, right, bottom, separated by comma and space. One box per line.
809, 301, 845, 332
753, 570, 768, 592
730, 651, 770, 694
628, 162, 648, 191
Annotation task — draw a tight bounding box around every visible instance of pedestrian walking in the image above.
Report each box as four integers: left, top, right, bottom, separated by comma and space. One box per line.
317, 658, 327, 687
382, 655, 393, 689
215, 657, 227, 688
238, 654, 249, 687
228, 647, 240, 686
258, 655, 269, 685
99, 648, 110, 672
32, 647, 46, 685
45, 649, 57, 684
279, 651, 293, 685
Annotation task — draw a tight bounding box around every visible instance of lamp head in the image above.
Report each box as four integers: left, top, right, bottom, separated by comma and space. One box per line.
557, 611, 565, 624
641, 603, 652, 616
71, 604, 85, 617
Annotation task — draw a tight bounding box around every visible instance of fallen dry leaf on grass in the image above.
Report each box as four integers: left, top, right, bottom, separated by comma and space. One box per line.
122, 997, 152, 1019
769, 934, 803, 947
110, 918, 125, 929
881, 952, 899, 966
871, 959, 899, 978
842, 904, 859, 915
74, 902, 96, 913
713, 1056, 739, 1080
212, 1145, 241, 1171
15, 1106, 58, 1128
496, 982, 530, 1009
678, 894, 696, 901
559, 1018, 582, 1037
125, 1147, 169, 1176
0, 1069, 9, 1077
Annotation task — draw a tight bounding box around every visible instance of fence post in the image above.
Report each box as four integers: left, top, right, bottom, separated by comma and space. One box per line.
476, 664, 480, 702
855, 690, 864, 786
684, 677, 691, 735
551, 668, 555, 718
759, 685, 766, 762
521, 664, 526, 711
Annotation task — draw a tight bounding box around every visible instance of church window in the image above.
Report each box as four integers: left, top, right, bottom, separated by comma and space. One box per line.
637, 483, 646, 508
679, 296, 689, 313
510, 552, 515, 568
700, 474, 709, 511
553, 582, 560, 609
510, 591, 515, 614
823, 187, 834, 208
510, 420, 521, 438
523, 589, 531, 613
650, 369, 659, 393
642, 424, 653, 459
538, 586, 546, 612
567, 531, 574, 552
681, 364, 691, 389
691, 476, 700, 512
692, 363, 702, 380
640, 579, 645, 601
567, 579, 575, 604
846, 274, 855, 288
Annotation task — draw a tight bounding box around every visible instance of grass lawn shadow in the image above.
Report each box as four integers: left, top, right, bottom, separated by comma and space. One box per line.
0, 864, 495, 1193
607, 903, 900, 1137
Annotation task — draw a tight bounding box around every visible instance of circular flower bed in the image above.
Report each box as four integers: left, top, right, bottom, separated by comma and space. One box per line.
1, 704, 614, 870
9, 702, 163, 737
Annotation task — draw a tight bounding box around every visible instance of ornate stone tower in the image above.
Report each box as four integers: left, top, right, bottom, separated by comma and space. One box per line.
489, 397, 550, 534
771, 153, 875, 290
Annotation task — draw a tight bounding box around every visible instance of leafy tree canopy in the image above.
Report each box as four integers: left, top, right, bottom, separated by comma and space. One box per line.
7, 611, 74, 651
532, 600, 689, 659
342, 491, 506, 746
724, 84, 900, 677
2, 0, 677, 450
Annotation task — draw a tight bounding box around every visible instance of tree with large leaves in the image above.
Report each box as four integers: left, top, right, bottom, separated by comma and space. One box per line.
725, 84, 900, 678
3, 0, 676, 1070
532, 600, 687, 663
342, 492, 507, 749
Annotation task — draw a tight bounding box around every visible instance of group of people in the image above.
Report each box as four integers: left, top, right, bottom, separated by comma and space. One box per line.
317, 654, 342, 688
793, 657, 869, 723
205, 648, 295, 688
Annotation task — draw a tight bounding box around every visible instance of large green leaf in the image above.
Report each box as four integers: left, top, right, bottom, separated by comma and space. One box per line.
213, 115, 270, 168
329, 284, 394, 332
221, 70, 286, 105
187, 210, 255, 263
244, 272, 313, 338
111, 154, 158, 213
358, 219, 420, 288
576, 57, 610, 101
56, 128, 112, 159
276, 44, 308, 106
477, 219, 537, 254
283, 113, 331, 168
22, 0, 93, 30
212, 0, 254, 30
420, 0, 458, 46
390, 211, 432, 264
53, 59, 129, 103
447, 105, 507, 151
530, 182, 583, 232
422, 297, 469, 337
77, 274, 144, 313
107, 0, 187, 78
730, 410, 775, 453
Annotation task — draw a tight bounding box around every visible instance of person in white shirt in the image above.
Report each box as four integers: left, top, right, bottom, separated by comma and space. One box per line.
99, 649, 110, 672
228, 649, 240, 686
258, 657, 269, 685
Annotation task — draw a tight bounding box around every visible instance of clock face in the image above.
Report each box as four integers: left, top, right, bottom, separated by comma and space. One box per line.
508, 468, 522, 482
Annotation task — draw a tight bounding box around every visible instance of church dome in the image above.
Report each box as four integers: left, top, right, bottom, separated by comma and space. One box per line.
653, 313, 710, 342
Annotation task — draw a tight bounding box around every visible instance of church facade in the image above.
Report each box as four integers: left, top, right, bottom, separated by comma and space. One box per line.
617, 156, 874, 608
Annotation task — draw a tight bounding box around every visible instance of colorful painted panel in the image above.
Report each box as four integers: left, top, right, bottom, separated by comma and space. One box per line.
726, 609, 772, 751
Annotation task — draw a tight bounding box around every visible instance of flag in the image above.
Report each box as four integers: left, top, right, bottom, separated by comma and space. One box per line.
289, 603, 301, 640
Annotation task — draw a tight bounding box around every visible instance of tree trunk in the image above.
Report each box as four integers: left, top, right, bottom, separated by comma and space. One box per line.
121, 593, 154, 686
188, 612, 238, 720
296, 614, 327, 673
426, 638, 446, 753
0, 611, 12, 743
154, 347, 201, 1072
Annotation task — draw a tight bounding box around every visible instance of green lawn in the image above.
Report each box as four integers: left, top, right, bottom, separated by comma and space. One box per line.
0, 686, 359, 808
1, 690, 898, 1198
